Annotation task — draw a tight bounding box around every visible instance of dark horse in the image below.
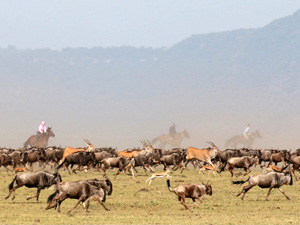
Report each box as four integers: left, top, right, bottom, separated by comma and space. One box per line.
24, 127, 55, 148
151, 130, 191, 148
224, 130, 262, 149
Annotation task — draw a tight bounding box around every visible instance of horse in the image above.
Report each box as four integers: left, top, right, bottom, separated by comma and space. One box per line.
151, 130, 191, 148
224, 130, 261, 149
24, 127, 55, 149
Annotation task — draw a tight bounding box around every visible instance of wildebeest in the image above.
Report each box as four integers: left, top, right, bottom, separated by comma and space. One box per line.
289, 155, 300, 180
221, 156, 259, 177
159, 153, 184, 171
268, 150, 289, 166
58, 139, 95, 167
26, 149, 47, 168
167, 179, 212, 212
24, 127, 55, 148
46, 180, 110, 214
233, 170, 293, 200
0, 153, 14, 174
57, 152, 96, 174
101, 156, 135, 178
5, 171, 62, 201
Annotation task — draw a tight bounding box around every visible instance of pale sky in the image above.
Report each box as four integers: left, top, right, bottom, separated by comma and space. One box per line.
1, 0, 300, 49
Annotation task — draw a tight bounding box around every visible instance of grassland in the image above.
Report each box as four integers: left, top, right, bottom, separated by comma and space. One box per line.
0, 166, 299, 225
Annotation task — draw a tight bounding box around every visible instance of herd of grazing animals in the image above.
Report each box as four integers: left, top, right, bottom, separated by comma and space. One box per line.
0, 140, 300, 214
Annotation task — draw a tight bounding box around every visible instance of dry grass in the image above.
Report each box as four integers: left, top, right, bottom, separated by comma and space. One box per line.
0, 166, 299, 224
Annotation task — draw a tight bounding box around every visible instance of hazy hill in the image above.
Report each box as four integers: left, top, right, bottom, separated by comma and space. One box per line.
1, 10, 300, 150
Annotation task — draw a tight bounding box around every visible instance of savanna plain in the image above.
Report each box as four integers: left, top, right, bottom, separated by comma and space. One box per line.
0, 165, 299, 225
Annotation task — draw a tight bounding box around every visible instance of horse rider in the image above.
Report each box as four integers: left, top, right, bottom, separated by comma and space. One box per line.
169, 122, 177, 140
243, 124, 251, 140
38, 121, 47, 134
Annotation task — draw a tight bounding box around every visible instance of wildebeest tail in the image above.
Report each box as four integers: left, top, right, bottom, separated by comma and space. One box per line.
232, 177, 250, 185
220, 162, 227, 172
47, 190, 58, 204
166, 179, 175, 193
106, 178, 113, 195
8, 176, 17, 191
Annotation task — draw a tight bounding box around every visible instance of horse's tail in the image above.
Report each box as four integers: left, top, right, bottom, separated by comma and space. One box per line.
151, 137, 159, 145
23, 137, 31, 147
224, 137, 234, 148
8, 176, 17, 191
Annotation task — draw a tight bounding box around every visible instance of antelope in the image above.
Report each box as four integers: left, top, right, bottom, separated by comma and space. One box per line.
199, 165, 218, 176
14, 167, 32, 174
145, 169, 171, 185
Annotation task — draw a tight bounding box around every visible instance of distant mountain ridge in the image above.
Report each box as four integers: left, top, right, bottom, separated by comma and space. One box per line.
1, 10, 300, 149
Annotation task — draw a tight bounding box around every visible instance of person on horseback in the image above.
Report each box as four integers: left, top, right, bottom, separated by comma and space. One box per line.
243, 124, 251, 140
38, 121, 47, 134
169, 122, 177, 141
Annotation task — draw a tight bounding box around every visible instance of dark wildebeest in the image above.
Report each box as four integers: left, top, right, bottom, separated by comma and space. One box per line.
151, 130, 191, 148
57, 152, 96, 174
24, 127, 55, 148
221, 156, 259, 177
5, 171, 62, 201
166, 179, 212, 212
224, 130, 262, 149
132, 153, 155, 175
94, 151, 115, 170
46, 180, 110, 214
268, 150, 289, 166
0, 153, 14, 174
100, 156, 135, 178
233, 169, 293, 200
159, 153, 185, 171
26, 149, 47, 169
289, 155, 300, 180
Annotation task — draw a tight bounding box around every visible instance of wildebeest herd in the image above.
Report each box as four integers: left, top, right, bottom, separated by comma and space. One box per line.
0, 139, 299, 214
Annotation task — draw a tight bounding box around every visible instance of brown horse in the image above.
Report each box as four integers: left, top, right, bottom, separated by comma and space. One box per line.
224, 130, 261, 149
151, 130, 191, 148
24, 127, 55, 148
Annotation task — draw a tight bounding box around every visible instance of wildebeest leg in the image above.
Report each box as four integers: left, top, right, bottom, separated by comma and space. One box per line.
67, 197, 84, 215
292, 167, 298, 181
266, 187, 273, 201
278, 187, 290, 200
6, 183, 24, 200
180, 195, 192, 212
236, 184, 254, 200
143, 166, 148, 176
244, 168, 251, 176
192, 198, 198, 208
26, 188, 41, 201
229, 166, 235, 177
95, 197, 110, 211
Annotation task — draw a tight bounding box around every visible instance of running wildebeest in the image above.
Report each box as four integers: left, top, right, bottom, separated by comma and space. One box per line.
233, 169, 293, 200
24, 127, 55, 148
166, 179, 212, 212
46, 180, 110, 214
5, 171, 62, 201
